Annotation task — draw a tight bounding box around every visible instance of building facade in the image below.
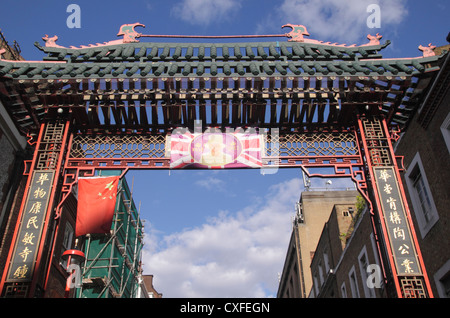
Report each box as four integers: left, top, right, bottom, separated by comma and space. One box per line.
140, 275, 162, 298
0, 30, 30, 297
0, 29, 26, 246
394, 43, 450, 298
277, 190, 359, 298
309, 203, 388, 298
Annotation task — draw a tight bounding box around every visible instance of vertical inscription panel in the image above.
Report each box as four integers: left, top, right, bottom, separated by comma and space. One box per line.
373, 167, 421, 275
6, 171, 55, 282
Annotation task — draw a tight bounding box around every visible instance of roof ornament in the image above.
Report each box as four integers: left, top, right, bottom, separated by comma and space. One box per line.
282, 24, 310, 42
362, 33, 383, 46
117, 23, 145, 43
37, 23, 389, 50
42, 34, 65, 48
418, 43, 436, 57
40, 23, 145, 49
282, 24, 356, 47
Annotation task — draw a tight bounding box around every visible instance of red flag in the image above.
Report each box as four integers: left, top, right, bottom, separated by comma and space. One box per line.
76, 176, 119, 237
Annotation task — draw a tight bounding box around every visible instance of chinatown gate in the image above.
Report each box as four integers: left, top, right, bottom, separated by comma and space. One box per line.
0, 23, 445, 298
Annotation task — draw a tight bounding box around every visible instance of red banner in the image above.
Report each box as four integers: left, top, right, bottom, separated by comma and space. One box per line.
76, 176, 119, 237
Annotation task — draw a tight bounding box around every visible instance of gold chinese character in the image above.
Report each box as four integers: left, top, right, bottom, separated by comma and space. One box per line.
398, 244, 410, 255
389, 211, 402, 224
401, 259, 415, 273
28, 201, 42, 214
19, 247, 32, 262
13, 264, 29, 279
33, 187, 47, 199
36, 173, 49, 185
383, 184, 392, 194
22, 232, 35, 245
379, 169, 391, 182
393, 227, 405, 240
27, 216, 39, 229
387, 197, 397, 210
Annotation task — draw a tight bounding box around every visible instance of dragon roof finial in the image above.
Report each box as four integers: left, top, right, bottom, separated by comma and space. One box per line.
42, 34, 65, 48
117, 23, 145, 43
418, 43, 436, 57
282, 24, 356, 47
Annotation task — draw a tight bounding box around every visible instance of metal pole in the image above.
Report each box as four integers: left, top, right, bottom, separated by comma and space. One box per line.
139, 34, 286, 39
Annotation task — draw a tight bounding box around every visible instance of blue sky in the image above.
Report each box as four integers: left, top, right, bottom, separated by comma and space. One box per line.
1, 0, 448, 298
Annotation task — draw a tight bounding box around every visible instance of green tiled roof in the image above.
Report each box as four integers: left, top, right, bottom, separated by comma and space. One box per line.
0, 36, 445, 135
0, 41, 440, 79
0, 58, 433, 79
35, 40, 390, 62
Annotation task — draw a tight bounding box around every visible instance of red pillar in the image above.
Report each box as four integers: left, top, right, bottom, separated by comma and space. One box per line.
0, 121, 71, 297
358, 116, 433, 298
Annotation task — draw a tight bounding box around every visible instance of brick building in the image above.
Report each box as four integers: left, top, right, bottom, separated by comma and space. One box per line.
394, 42, 450, 298
309, 203, 388, 298
277, 190, 359, 298
0, 30, 29, 295
140, 275, 163, 298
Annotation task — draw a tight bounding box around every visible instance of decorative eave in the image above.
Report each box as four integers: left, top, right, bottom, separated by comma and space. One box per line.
416, 48, 450, 128
34, 40, 391, 63
0, 53, 441, 80
0, 23, 437, 79
0, 23, 446, 137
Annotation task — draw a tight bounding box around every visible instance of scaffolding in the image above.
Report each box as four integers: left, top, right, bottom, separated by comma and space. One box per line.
76, 171, 145, 298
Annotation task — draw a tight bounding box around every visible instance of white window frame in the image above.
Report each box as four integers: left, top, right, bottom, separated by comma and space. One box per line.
318, 260, 324, 286
358, 246, 376, 298
340, 282, 347, 298
405, 152, 439, 238
434, 259, 450, 298
369, 232, 384, 292
348, 266, 360, 298
313, 273, 320, 296
323, 250, 330, 275
440, 111, 450, 154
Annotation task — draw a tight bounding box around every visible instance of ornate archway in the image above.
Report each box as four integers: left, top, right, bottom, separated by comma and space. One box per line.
0, 24, 444, 297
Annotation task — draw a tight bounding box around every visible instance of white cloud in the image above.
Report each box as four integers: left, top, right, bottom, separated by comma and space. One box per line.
260, 0, 408, 44
194, 176, 225, 191
171, 0, 242, 26
142, 177, 302, 297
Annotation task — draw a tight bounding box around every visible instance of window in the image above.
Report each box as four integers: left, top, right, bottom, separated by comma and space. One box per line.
440, 275, 450, 298
440, 112, 450, 153
313, 273, 320, 295
434, 259, 450, 298
318, 260, 324, 286
358, 246, 375, 298
341, 283, 347, 298
405, 153, 439, 238
60, 222, 74, 268
348, 266, 360, 298
323, 251, 330, 274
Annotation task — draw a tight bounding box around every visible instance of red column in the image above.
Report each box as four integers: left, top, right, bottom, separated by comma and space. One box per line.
0, 120, 71, 297
358, 116, 433, 298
